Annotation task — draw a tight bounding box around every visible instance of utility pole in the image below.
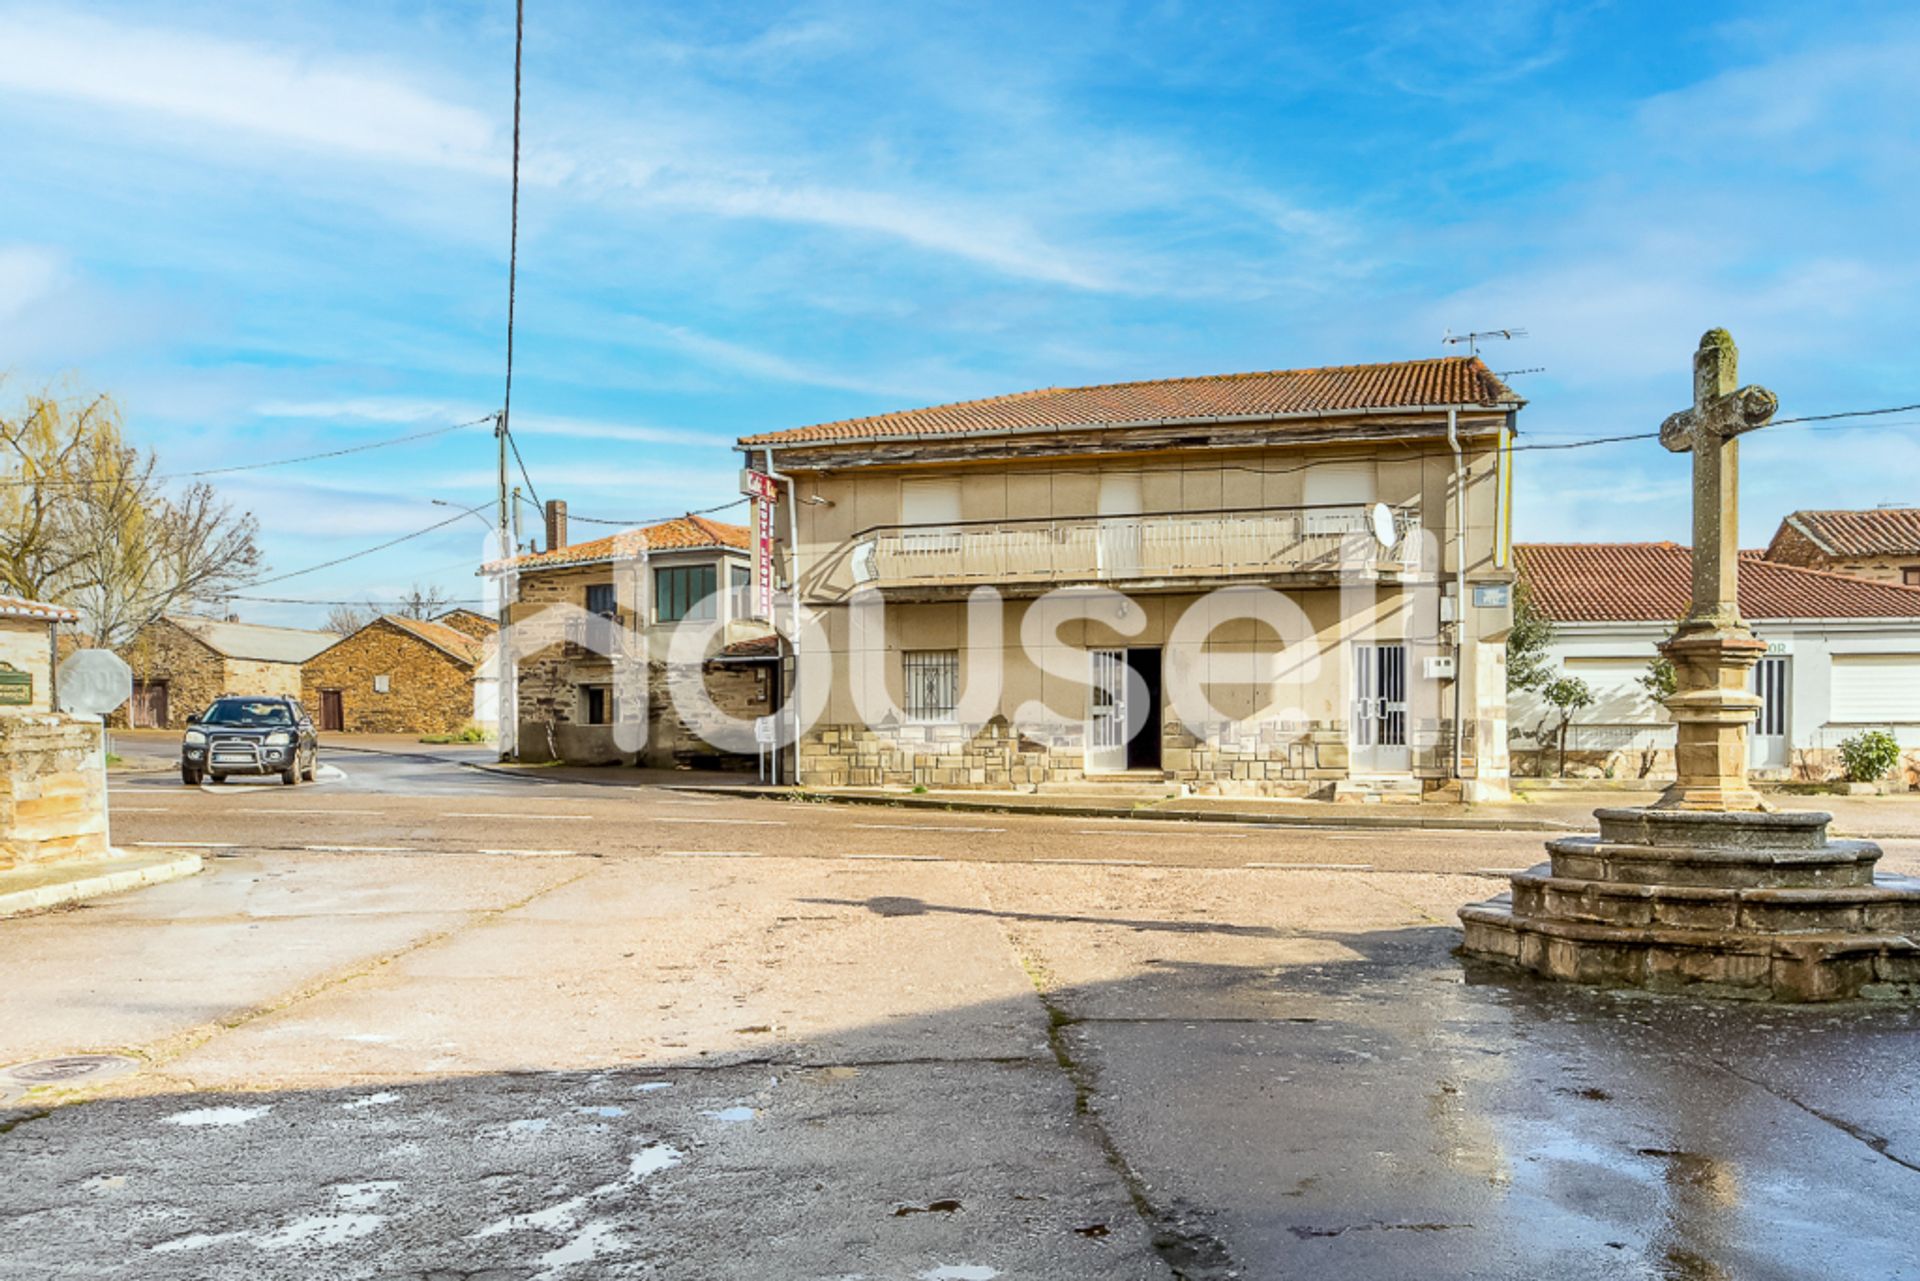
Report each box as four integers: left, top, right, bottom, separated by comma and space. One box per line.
495, 412, 516, 760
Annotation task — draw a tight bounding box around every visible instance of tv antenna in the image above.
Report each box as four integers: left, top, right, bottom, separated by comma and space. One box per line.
1442, 327, 1527, 356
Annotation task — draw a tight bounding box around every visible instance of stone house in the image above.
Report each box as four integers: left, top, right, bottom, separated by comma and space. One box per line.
1512, 542, 1920, 786
0, 594, 77, 714
302, 614, 496, 735
113, 615, 339, 729
1762, 508, 1920, 586
489, 505, 775, 766
738, 356, 1523, 800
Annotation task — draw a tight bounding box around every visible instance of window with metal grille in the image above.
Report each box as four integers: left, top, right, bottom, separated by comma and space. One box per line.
903, 650, 960, 721
655, 564, 717, 623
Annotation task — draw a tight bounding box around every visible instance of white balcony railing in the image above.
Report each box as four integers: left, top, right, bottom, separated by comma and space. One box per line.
847, 503, 1423, 591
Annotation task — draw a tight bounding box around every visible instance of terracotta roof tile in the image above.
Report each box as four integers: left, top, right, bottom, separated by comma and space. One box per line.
1777, 508, 1920, 558
487, 514, 750, 573
0, 594, 80, 623
1515, 542, 1920, 623
739, 356, 1519, 447
381, 615, 489, 665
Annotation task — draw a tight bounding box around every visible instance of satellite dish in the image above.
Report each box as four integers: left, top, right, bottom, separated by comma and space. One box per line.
850, 540, 879, 585
57, 648, 133, 716
1369, 502, 1398, 550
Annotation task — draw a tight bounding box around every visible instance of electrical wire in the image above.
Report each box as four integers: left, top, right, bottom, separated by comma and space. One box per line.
238, 503, 494, 589
505, 420, 542, 510
561, 497, 750, 527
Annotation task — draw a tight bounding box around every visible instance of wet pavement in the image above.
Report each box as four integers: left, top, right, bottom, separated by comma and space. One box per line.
6, 752, 1919, 1278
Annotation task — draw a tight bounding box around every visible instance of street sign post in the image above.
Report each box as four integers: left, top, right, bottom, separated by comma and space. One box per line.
56, 648, 133, 850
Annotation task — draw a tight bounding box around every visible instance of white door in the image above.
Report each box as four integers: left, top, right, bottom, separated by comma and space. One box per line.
1351, 642, 1410, 774
1096, 473, 1142, 578
1750, 655, 1789, 771
1087, 648, 1128, 773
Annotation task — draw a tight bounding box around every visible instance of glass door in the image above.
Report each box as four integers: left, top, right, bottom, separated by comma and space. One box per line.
1351, 642, 1410, 774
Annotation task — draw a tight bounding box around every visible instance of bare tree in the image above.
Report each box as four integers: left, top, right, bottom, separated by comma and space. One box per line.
0, 382, 263, 645
325, 603, 374, 634
393, 583, 453, 620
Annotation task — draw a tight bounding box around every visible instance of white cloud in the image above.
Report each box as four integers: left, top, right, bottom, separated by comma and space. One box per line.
0, 8, 500, 171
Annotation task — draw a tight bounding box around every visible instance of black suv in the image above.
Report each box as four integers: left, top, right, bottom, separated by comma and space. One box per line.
182, 696, 319, 786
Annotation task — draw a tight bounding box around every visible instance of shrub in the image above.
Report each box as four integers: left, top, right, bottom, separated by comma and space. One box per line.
1838, 730, 1901, 783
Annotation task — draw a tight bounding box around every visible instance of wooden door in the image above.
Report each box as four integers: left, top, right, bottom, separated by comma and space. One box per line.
319, 689, 344, 732
130, 680, 168, 728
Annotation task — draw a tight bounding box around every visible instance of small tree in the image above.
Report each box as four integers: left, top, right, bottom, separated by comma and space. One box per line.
1506, 581, 1556, 696
393, 583, 453, 620
1839, 730, 1901, 784
1542, 676, 1596, 777
325, 603, 374, 634
1638, 654, 1676, 703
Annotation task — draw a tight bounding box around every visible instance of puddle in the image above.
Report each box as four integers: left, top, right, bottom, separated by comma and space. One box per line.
342, 1092, 398, 1110
574, 1105, 626, 1118
81, 1175, 127, 1193
161, 1105, 270, 1128
534, 1221, 622, 1279
330, 1181, 400, 1211
704, 1106, 755, 1123
634, 1082, 673, 1093
474, 1144, 682, 1241
920, 1267, 998, 1281
506, 1118, 552, 1135
255, 1213, 384, 1250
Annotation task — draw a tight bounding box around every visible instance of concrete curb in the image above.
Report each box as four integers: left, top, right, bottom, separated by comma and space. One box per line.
658, 784, 1584, 833
0, 852, 204, 918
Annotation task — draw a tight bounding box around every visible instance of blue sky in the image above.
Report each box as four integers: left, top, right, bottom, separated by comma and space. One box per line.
4, 1, 1918, 626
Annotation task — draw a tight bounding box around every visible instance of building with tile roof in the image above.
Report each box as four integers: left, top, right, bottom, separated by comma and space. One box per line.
302, 615, 499, 736
1763, 507, 1920, 587
112, 615, 341, 729
736, 355, 1525, 800
487, 502, 774, 768
0, 595, 78, 715
1513, 542, 1920, 784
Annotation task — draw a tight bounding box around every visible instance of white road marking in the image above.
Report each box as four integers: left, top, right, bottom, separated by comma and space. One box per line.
304, 845, 416, 853
109, 806, 173, 813
853, 823, 1004, 833
239, 808, 386, 816
1244, 861, 1374, 871
844, 853, 945, 862
479, 848, 578, 857
1072, 828, 1246, 839
662, 850, 762, 858
1034, 857, 1150, 867
445, 812, 592, 820
130, 840, 237, 849
658, 817, 785, 826
1475, 867, 1531, 876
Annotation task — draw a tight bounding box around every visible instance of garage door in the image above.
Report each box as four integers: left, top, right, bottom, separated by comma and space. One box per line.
1831, 654, 1920, 722
130, 680, 169, 728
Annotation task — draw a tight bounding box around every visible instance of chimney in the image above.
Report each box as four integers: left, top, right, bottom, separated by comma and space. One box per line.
544, 499, 567, 552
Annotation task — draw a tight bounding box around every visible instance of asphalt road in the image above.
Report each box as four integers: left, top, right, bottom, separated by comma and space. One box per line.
2, 746, 1916, 1279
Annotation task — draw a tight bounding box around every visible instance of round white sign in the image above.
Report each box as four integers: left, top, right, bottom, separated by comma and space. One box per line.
57, 649, 134, 716
1369, 502, 1398, 550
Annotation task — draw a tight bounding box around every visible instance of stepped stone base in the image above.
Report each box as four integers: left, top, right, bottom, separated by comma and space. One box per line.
1459, 807, 1920, 1001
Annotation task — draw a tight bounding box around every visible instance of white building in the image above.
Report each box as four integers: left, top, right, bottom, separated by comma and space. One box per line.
1512, 542, 1920, 782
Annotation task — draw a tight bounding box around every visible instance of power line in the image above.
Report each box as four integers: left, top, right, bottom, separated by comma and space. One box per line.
1509, 401, 1920, 453
230, 593, 492, 607
239, 502, 495, 589
504, 419, 542, 510
0, 415, 495, 488
562, 497, 750, 527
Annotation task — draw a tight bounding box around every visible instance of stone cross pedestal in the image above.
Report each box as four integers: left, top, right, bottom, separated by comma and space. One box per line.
1458, 329, 1920, 1001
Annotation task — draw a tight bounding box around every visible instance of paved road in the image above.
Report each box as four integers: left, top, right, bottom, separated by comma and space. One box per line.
3, 747, 1917, 1279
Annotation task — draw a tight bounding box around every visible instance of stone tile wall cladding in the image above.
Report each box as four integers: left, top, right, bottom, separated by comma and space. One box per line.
1516, 745, 1920, 790
516, 652, 768, 767
796, 715, 1468, 795
302, 620, 478, 735
0, 714, 108, 869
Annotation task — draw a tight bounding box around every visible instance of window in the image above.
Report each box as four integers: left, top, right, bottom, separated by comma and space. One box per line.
1903, 565, 1920, 587
655, 564, 717, 623
903, 650, 960, 721
901, 477, 962, 552
729, 563, 753, 618
585, 583, 617, 616
1302, 462, 1374, 535
581, 685, 613, 725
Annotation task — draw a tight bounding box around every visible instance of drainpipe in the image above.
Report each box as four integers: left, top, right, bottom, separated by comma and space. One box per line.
763, 447, 800, 787
1447, 407, 1466, 785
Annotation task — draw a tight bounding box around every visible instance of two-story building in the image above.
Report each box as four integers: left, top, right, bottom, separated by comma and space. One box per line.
739, 357, 1523, 800
1763, 508, 1920, 586
489, 503, 775, 767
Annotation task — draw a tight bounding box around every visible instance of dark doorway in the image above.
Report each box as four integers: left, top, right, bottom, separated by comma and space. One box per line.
1124, 647, 1162, 770
130, 680, 168, 728
319, 689, 344, 732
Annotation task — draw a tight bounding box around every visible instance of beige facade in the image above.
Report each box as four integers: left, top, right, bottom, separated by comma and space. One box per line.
744, 364, 1522, 799
0, 618, 59, 714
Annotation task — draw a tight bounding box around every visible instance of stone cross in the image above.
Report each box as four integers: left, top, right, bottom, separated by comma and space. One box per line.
1659, 329, 1778, 628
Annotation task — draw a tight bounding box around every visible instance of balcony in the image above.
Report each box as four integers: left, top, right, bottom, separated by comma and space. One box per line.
829, 503, 1424, 598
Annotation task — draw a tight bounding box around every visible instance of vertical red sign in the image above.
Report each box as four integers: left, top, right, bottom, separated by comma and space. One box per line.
742, 470, 779, 621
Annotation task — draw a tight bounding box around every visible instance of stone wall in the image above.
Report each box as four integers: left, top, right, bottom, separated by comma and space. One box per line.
0, 713, 108, 869
1764, 525, 1918, 583
109, 620, 225, 728
303, 620, 477, 735
1515, 743, 1920, 791
0, 619, 56, 714
515, 655, 768, 768
227, 657, 304, 701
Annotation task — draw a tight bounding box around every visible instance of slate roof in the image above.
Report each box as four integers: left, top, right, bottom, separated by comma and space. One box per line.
1772, 508, 1920, 558
1515, 543, 1920, 623
739, 357, 1520, 447
0, 595, 79, 623
169, 615, 339, 663
486, 514, 750, 573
